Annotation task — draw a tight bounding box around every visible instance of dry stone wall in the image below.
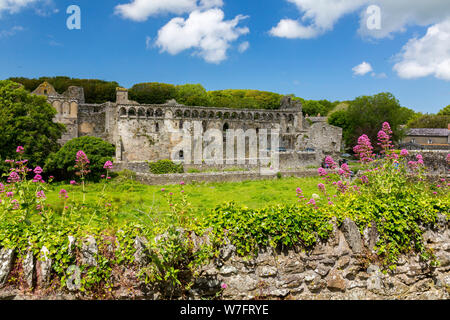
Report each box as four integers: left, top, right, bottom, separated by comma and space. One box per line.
0, 216, 449, 300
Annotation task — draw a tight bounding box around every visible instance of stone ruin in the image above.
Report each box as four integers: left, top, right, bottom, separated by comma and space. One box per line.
32, 82, 343, 172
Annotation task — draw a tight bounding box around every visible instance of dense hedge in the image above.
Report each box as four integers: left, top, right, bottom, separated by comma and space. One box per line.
148, 159, 184, 174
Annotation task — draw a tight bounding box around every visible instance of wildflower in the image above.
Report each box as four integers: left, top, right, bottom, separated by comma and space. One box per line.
7, 171, 20, 183
70, 180, 77, 185
0, 183, 4, 193
318, 183, 326, 193
59, 189, 69, 199
34, 166, 43, 174
400, 149, 409, 157
32, 174, 44, 183
16, 146, 24, 154
161, 188, 165, 192
416, 154, 424, 165
328, 201, 334, 206
307, 198, 316, 206
353, 134, 374, 163
180, 181, 185, 185
324, 156, 337, 169
107, 176, 111, 180
338, 163, 351, 178
318, 167, 328, 177
36, 190, 46, 199
433, 192, 438, 195
101, 175, 105, 178
336, 181, 348, 193
359, 176, 368, 184
6, 192, 13, 198
103, 161, 114, 170
221, 283, 228, 290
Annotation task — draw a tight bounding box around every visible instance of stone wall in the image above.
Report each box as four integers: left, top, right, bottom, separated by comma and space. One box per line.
0, 216, 449, 300
408, 151, 449, 175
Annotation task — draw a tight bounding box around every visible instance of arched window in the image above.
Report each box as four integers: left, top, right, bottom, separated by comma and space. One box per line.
223, 123, 230, 132
155, 122, 159, 132
179, 150, 184, 159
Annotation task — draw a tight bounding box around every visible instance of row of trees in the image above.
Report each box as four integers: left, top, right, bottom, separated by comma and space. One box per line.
11, 77, 340, 115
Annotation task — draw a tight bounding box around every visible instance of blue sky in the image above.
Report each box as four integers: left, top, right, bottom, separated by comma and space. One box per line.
0, 0, 449, 113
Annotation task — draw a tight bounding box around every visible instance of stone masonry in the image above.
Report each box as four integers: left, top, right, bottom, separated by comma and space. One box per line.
32, 82, 342, 171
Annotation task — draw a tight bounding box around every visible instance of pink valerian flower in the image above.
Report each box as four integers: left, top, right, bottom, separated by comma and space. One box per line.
296, 188, 305, 201
336, 181, 348, 194
221, 283, 228, 290
318, 167, 328, 177
161, 188, 166, 192
377, 130, 393, 153
307, 198, 316, 206
400, 149, 409, 157
103, 161, 114, 170
318, 183, 326, 194
70, 180, 77, 185
7, 171, 20, 183
34, 166, 43, 174
328, 201, 334, 206
101, 175, 105, 178
75, 150, 91, 177
416, 154, 424, 165
59, 189, 69, 199
353, 134, 374, 163
180, 181, 185, 185
16, 146, 24, 154
324, 156, 337, 169
360, 175, 369, 184
33, 174, 44, 183
0, 183, 4, 193
36, 190, 46, 199
338, 163, 351, 178
6, 192, 14, 198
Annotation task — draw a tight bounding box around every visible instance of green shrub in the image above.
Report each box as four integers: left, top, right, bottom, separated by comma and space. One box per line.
149, 160, 184, 174
45, 136, 115, 181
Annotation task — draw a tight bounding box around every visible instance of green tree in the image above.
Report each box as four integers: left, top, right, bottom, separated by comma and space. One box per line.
129, 82, 177, 104
302, 100, 327, 116
344, 93, 412, 151
437, 105, 450, 116
45, 136, 115, 181
9, 76, 119, 103
407, 114, 450, 128
0, 80, 65, 174
176, 84, 209, 106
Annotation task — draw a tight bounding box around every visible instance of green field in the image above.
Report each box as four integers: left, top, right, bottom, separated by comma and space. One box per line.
47, 176, 329, 222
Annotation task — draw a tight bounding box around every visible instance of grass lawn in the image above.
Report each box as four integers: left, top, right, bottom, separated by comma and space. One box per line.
46, 176, 330, 222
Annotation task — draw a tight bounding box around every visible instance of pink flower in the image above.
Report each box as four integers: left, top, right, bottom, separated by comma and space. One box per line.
7, 171, 20, 183
400, 149, 409, 157
101, 175, 105, 178
16, 146, 24, 154
103, 161, 114, 170
318, 183, 326, 193
324, 156, 337, 169
318, 167, 328, 177
32, 174, 44, 183
353, 134, 374, 163
338, 163, 351, 178
161, 188, 165, 192
36, 190, 46, 199
59, 189, 68, 199
307, 198, 316, 206
6, 192, 13, 198
34, 166, 43, 174
360, 175, 369, 184
70, 180, 77, 185
180, 181, 185, 185
221, 283, 228, 289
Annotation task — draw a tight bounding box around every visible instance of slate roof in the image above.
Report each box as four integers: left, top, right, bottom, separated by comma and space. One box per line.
407, 128, 449, 137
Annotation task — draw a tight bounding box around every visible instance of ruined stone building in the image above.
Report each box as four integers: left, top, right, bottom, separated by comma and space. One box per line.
32, 82, 342, 171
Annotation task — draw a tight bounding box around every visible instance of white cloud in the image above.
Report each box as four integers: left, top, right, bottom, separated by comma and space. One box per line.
155, 9, 249, 63
269, 19, 320, 39
115, 0, 223, 22
0, 25, 23, 38
393, 19, 450, 81
238, 41, 249, 53
271, 0, 450, 39
0, 0, 39, 15
352, 61, 373, 76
